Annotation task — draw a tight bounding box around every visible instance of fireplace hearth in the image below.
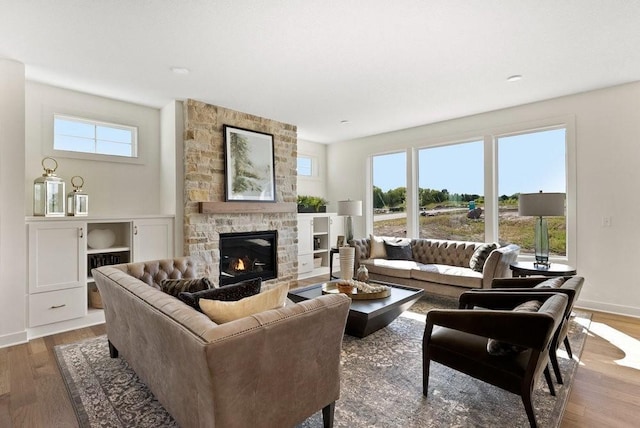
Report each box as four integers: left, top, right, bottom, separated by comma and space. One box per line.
219, 230, 277, 286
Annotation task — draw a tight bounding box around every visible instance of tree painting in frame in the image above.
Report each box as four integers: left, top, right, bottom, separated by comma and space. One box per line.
223, 125, 276, 202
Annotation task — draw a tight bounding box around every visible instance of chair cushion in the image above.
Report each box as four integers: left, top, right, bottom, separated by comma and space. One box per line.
486, 300, 542, 356
199, 283, 288, 324
533, 277, 566, 289
160, 277, 213, 297
178, 277, 262, 312
469, 243, 498, 272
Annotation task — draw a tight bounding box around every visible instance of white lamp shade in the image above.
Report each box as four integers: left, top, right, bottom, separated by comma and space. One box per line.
337, 200, 362, 217
518, 192, 565, 217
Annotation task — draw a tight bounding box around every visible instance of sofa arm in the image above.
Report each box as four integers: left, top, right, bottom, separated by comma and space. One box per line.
350, 238, 370, 267
481, 244, 520, 288
202, 294, 351, 428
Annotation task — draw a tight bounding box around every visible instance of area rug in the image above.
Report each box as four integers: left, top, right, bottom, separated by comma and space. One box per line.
54, 296, 590, 428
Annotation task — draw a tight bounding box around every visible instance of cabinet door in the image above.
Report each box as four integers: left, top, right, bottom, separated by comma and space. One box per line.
297, 215, 313, 255
28, 221, 86, 294
132, 218, 174, 262
329, 215, 345, 246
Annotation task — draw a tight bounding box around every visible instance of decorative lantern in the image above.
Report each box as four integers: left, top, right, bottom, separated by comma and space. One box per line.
67, 175, 89, 216
33, 157, 65, 217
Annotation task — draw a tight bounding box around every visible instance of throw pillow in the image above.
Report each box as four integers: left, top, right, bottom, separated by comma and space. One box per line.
178, 277, 262, 312
160, 277, 213, 297
383, 241, 413, 260
486, 300, 542, 356
469, 243, 498, 272
533, 277, 565, 289
199, 283, 288, 324
369, 234, 387, 258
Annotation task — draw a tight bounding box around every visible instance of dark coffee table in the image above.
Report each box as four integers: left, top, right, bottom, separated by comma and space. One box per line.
288, 281, 424, 338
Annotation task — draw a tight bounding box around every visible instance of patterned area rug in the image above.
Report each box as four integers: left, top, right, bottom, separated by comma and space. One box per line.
54, 295, 590, 428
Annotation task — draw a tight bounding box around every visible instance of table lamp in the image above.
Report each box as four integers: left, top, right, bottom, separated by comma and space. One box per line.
518, 191, 565, 267
337, 200, 362, 243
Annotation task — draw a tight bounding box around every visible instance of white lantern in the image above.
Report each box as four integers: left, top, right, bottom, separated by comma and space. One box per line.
67, 175, 88, 216
34, 157, 65, 217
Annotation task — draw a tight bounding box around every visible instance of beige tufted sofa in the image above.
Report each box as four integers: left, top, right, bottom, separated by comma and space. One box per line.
350, 238, 520, 298
93, 257, 350, 428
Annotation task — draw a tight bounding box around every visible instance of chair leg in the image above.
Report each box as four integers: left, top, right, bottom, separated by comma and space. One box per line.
108, 340, 119, 358
521, 388, 538, 428
549, 349, 564, 384
322, 402, 335, 428
563, 336, 573, 359
422, 357, 431, 396
543, 366, 556, 396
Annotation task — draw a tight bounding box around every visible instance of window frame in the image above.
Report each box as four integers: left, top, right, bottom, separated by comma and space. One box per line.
366, 115, 576, 266
43, 107, 144, 164
296, 154, 315, 178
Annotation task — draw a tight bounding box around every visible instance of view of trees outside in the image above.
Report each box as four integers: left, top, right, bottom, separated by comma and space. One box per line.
371, 128, 567, 256
372, 152, 406, 237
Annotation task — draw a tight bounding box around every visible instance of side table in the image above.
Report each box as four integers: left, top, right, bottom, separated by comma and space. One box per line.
509, 261, 576, 278
328, 247, 340, 279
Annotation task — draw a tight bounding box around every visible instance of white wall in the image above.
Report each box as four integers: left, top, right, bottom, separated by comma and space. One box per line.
25, 82, 162, 216
160, 100, 184, 256
297, 139, 329, 204
0, 59, 27, 346
327, 81, 640, 317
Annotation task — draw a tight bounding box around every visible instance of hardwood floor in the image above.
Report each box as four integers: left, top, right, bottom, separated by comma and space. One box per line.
1, 288, 638, 427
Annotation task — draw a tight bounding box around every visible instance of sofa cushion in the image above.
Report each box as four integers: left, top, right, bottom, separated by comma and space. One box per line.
410, 264, 483, 288
486, 300, 542, 356
199, 283, 288, 324
469, 243, 498, 272
178, 277, 262, 312
361, 259, 418, 279
384, 241, 413, 260
369, 234, 387, 258
160, 277, 213, 297
534, 277, 566, 289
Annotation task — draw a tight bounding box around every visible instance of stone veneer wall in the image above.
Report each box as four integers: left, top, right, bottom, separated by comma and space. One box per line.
183, 99, 298, 287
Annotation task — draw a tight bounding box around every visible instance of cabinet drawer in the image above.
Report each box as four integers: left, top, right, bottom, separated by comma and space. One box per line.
298, 253, 314, 274
29, 287, 87, 327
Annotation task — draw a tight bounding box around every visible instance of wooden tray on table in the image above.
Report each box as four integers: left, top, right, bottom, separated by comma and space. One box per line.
321, 280, 391, 300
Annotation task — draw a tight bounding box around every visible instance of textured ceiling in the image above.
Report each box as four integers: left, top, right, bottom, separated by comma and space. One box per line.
2, 0, 640, 143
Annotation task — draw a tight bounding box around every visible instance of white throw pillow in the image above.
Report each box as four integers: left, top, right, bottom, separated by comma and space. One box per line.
369, 234, 387, 259
199, 283, 288, 323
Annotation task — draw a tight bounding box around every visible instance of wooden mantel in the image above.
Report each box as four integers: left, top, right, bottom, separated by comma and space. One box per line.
198, 202, 297, 214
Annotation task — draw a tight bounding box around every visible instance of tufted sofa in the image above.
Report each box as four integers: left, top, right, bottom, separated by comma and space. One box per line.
350, 238, 520, 298
93, 257, 351, 428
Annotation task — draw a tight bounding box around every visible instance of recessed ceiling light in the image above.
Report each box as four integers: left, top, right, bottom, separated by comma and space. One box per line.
340, 120, 350, 124
171, 67, 190, 75
507, 75, 523, 82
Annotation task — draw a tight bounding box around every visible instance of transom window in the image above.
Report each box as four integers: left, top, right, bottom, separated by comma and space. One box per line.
54, 115, 138, 158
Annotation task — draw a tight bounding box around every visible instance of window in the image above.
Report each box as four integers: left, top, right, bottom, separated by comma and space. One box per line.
297, 155, 313, 176
418, 140, 484, 241
372, 152, 406, 237
54, 115, 138, 158
497, 128, 566, 256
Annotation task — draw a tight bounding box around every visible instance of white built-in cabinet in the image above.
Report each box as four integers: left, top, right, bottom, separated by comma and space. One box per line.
297, 213, 344, 279
26, 216, 174, 339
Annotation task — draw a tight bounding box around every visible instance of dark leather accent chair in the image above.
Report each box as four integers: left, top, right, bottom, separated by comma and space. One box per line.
423, 291, 568, 428
488, 276, 585, 384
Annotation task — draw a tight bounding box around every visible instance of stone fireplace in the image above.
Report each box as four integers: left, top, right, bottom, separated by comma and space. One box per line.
219, 230, 277, 285
182, 100, 297, 288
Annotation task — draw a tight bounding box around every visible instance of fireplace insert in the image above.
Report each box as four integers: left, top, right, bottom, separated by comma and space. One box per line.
219, 230, 277, 286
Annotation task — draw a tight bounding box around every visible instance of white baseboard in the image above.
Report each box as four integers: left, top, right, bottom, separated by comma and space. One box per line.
0, 330, 28, 349
575, 299, 640, 319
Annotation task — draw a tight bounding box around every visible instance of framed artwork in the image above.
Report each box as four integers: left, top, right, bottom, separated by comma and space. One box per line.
336, 235, 345, 247
223, 125, 276, 202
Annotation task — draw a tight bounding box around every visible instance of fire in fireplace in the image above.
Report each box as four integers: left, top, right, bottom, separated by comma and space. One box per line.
219, 230, 277, 286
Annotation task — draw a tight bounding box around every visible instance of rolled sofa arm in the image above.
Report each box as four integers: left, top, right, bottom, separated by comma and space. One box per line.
481, 244, 520, 288
349, 238, 370, 268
